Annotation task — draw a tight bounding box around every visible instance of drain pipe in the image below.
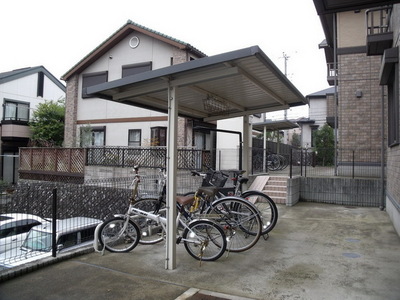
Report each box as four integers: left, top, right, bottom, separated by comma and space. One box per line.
380, 86, 386, 210
333, 13, 338, 176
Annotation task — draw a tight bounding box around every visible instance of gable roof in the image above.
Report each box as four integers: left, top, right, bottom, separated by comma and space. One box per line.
0, 66, 66, 91
61, 20, 207, 81
306, 87, 335, 98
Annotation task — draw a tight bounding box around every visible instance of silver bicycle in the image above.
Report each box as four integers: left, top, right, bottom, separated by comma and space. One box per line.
96, 166, 227, 262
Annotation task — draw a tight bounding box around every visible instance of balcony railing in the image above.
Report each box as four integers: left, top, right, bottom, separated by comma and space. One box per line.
366, 6, 392, 35
327, 62, 338, 86
366, 6, 393, 55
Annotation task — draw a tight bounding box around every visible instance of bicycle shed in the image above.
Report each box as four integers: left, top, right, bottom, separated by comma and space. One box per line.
252, 119, 299, 173
87, 46, 307, 270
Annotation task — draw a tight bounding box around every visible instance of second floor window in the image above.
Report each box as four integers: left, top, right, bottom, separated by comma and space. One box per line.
122, 62, 152, 78
82, 71, 108, 98
128, 129, 141, 147
3, 100, 29, 122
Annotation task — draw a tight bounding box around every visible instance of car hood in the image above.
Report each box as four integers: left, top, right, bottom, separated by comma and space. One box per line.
0, 247, 51, 268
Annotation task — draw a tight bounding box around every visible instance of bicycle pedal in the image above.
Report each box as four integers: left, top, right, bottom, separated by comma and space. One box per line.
176, 237, 182, 244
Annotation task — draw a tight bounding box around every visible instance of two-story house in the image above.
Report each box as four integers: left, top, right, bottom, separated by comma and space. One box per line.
0, 66, 66, 183
313, 0, 400, 235
61, 20, 214, 150
298, 87, 335, 148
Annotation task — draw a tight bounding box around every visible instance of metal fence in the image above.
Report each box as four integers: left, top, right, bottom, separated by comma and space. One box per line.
289, 148, 384, 179
85, 147, 212, 170
0, 172, 203, 271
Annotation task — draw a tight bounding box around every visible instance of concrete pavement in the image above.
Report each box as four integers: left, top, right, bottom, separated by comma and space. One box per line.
1, 202, 399, 300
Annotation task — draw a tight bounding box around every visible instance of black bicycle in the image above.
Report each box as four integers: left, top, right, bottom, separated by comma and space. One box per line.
131, 168, 263, 252
186, 166, 278, 238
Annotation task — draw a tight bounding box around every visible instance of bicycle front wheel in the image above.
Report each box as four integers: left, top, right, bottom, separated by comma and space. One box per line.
99, 217, 140, 252
183, 219, 227, 261
241, 190, 278, 235
206, 197, 262, 252
131, 198, 166, 245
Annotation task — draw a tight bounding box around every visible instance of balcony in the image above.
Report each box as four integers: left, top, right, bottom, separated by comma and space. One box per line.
366, 6, 393, 56
1, 122, 31, 142
327, 62, 338, 86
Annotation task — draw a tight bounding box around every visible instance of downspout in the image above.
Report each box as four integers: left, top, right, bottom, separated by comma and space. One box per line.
380, 86, 386, 210
333, 13, 338, 176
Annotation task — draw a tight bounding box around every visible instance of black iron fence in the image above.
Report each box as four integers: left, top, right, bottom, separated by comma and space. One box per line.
18, 146, 384, 182
289, 148, 384, 179
0, 172, 202, 273
86, 147, 212, 170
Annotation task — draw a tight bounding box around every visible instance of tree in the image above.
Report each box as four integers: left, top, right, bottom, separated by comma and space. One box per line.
29, 99, 65, 147
313, 123, 334, 166
291, 132, 301, 148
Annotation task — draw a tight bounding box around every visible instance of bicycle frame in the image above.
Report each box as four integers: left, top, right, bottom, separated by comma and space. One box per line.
130, 203, 206, 246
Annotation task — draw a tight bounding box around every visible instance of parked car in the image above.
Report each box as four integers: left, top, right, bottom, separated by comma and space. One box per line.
0, 217, 101, 269
0, 213, 47, 254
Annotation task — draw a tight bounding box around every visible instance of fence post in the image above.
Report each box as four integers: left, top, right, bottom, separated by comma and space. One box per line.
52, 188, 57, 258
218, 150, 221, 170
122, 147, 125, 168
300, 149, 303, 176
352, 150, 355, 179
304, 148, 307, 178
289, 148, 293, 178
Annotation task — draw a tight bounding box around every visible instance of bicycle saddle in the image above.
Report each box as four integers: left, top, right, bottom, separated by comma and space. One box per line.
176, 195, 195, 206
197, 186, 218, 199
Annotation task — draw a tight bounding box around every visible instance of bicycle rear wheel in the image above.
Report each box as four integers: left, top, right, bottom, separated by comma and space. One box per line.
131, 198, 166, 244
183, 219, 227, 261
206, 197, 262, 252
241, 190, 278, 235
99, 217, 140, 253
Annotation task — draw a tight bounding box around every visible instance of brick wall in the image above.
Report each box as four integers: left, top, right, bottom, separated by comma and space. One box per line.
338, 53, 385, 151
326, 93, 335, 119
386, 5, 400, 211
64, 74, 79, 147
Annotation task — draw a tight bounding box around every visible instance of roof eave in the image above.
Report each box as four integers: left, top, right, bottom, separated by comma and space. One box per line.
61, 21, 207, 81
0, 66, 65, 92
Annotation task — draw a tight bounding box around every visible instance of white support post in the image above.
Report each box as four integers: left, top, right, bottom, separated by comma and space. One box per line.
263, 125, 267, 173
166, 84, 177, 270
242, 115, 250, 179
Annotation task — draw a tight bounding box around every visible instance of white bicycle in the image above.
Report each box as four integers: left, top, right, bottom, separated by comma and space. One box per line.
96, 167, 227, 262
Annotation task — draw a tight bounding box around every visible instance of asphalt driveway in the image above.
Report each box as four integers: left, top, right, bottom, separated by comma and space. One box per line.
1, 202, 399, 300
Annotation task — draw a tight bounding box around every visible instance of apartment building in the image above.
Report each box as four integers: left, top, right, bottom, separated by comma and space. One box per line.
298, 87, 335, 148
314, 0, 400, 234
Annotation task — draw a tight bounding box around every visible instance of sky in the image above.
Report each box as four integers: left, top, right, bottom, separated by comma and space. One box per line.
0, 0, 329, 119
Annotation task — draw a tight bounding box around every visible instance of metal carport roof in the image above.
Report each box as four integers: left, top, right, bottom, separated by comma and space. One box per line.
87, 45, 307, 270
88, 46, 307, 122
252, 119, 299, 132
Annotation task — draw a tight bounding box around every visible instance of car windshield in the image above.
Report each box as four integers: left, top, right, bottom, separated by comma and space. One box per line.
21, 229, 52, 251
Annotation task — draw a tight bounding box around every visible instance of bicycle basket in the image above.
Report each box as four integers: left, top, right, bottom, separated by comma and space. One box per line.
210, 172, 227, 187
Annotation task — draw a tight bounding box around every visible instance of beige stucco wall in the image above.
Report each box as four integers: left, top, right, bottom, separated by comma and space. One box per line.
337, 10, 366, 48
64, 29, 198, 147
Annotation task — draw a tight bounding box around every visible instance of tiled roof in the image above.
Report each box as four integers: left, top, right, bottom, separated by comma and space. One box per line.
306, 87, 335, 98
125, 20, 206, 57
